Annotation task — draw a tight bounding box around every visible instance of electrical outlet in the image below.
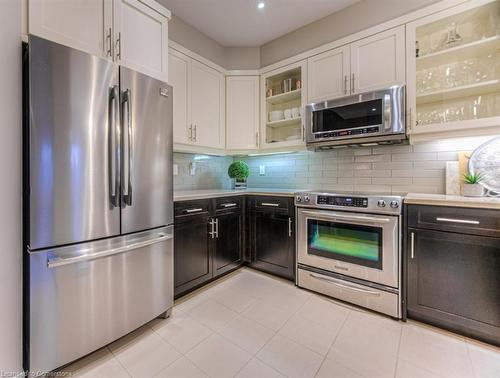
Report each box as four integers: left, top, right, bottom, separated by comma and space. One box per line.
189, 162, 196, 176
259, 165, 266, 175
173, 164, 178, 176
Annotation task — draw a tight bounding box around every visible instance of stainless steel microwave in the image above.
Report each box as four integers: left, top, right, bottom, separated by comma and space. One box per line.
305, 85, 406, 148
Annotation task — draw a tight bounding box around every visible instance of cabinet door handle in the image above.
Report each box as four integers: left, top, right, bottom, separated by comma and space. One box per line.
351, 73, 355, 94
106, 27, 112, 58
344, 75, 348, 95
215, 218, 219, 238
288, 217, 292, 237
193, 125, 197, 142
209, 219, 215, 238
410, 232, 415, 259
436, 217, 480, 225
115, 32, 121, 60
261, 202, 279, 207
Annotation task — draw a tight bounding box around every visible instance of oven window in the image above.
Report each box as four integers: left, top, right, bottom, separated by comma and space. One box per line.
312, 99, 383, 133
307, 219, 383, 269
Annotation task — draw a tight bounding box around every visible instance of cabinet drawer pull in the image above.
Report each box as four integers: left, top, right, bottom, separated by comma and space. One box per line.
261, 202, 279, 207
185, 208, 203, 214
221, 203, 237, 208
436, 217, 480, 225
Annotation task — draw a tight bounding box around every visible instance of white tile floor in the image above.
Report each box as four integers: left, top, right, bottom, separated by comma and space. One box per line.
61, 268, 500, 378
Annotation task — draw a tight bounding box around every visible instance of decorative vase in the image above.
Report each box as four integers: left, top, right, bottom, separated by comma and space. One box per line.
462, 183, 484, 197
233, 179, 247, 190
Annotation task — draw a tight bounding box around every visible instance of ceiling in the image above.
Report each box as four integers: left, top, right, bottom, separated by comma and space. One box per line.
158, 0, 360, 47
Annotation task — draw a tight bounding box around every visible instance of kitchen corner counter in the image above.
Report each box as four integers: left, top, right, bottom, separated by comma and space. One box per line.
405, 193, 500, 210
174, 188, 301, 202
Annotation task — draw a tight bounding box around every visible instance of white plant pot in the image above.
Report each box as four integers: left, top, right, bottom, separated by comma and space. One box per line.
462, 183, 484, 197
232, 179, 247, 190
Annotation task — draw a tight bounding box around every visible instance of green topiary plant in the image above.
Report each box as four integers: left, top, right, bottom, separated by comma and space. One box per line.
228, 161, 250, 181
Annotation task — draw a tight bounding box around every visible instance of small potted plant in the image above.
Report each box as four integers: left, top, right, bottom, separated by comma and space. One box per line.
462, 172, 484, 197
228, 160, 250, 190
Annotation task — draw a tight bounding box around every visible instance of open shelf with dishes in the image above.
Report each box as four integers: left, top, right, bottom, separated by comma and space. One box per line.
407, 0, 500, 140
261, 61, 307, 149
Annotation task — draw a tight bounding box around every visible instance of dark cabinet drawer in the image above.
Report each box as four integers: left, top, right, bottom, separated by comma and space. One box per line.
251, 195, 294, 214
407, 205, 500, 237
175, 199, 210, 218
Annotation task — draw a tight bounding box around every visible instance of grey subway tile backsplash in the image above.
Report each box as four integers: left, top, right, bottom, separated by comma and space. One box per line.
174, 136, 495, 194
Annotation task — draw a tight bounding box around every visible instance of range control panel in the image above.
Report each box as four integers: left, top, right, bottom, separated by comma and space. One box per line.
317, 195, 368, 208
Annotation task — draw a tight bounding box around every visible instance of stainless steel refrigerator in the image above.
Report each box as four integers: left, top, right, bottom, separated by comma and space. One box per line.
24, 35, 174, 373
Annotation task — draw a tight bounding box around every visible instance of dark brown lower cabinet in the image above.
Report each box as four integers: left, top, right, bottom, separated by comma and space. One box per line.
213, 207, 243, 277
249, 196, 295, 280
407, 205, 500, 346
174, 197, 244, 297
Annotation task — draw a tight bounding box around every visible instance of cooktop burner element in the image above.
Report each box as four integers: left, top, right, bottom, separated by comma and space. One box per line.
294, 191, 403, 215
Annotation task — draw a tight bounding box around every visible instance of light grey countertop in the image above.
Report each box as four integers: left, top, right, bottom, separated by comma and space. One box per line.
174, 188, 303, 202
405, 193, 500, 210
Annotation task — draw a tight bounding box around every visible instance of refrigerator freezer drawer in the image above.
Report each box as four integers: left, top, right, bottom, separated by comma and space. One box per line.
28, 226, 174, 373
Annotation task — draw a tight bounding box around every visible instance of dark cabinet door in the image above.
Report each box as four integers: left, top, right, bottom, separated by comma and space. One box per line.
213, 210, 243, 277
407, 228, 500, 346
251, 208, 295, 280
174, 211, 212, 297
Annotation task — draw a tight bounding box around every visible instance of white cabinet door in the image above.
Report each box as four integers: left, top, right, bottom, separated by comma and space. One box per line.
226, 76, 259, 151
169, 49, 191, 145
350, 26, 405, 93
114, 0, 169, 81
307, 45, 350, 102
28, 0, 111, 58
191, 60, 225, 149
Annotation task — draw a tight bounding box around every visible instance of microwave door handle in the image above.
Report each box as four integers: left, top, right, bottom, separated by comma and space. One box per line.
383, 94, 392, 130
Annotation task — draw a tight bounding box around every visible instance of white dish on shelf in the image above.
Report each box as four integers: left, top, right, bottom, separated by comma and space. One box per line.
269, 110, 284, 122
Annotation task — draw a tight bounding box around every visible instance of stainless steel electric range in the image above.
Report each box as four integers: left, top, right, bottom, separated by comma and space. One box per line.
295, 191, 403, 318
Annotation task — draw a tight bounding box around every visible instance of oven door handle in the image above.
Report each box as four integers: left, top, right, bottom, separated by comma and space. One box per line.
301, 210, 392, 224
309, 273, 381, 296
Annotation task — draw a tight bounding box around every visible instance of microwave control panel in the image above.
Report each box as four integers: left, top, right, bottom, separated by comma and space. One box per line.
314, 126, 380, 139
317, 196, 368, 208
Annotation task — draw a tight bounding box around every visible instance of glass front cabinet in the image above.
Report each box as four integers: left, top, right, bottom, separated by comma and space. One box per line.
406, 0, 500, 141
260, 60, 307, 150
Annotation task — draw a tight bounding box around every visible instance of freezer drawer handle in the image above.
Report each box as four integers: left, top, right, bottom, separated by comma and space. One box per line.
47, 233, 172, 268
436, 217, 480, 225
309, 273, 381, 296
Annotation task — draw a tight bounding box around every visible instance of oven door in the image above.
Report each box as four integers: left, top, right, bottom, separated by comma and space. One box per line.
297, 208, 399, 288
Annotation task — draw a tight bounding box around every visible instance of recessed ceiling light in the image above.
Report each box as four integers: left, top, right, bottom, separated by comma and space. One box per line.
257, 1, 265, 9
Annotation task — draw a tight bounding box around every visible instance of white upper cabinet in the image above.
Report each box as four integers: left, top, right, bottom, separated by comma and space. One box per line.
190, 60, 226, 149
226, 76, 260, 151
113, 0, 169, 81
350, 26, 406, 93
28, 0, 111, 58
306, 26, 405, 103
27, 0, 170, 81
169, 49, 191, 145
308, 46, 350, 103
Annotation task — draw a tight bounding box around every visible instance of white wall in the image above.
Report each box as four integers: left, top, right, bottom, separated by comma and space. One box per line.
0, 0, 22, 374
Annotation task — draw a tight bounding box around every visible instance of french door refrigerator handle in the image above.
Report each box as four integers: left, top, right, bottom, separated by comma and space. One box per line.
121, 88, 133, 206
109, 85, 120, 207
46, 232, 172, 268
